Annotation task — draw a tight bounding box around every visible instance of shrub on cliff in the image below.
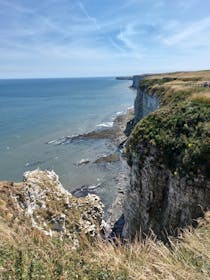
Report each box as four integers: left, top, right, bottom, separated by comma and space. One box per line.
128, 73, 210, 178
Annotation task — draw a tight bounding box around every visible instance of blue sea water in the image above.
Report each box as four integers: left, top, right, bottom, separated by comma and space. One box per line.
0, 77, 134, 206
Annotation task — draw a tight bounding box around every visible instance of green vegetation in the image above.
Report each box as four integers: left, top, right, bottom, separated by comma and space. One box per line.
140, 77, 177, 90
0, 213, 210, 279
128, 70, 210, 178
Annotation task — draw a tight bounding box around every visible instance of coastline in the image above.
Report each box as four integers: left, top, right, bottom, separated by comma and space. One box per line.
68, 106, 134, 225
1, 71, 210, 279
46, 107, 134, 147
0, 77, 134, 186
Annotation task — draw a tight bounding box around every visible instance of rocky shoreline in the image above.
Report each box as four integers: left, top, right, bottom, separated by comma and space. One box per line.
2, 71, 208, 244
69, 107, 135, 232
46, 107, 134, 147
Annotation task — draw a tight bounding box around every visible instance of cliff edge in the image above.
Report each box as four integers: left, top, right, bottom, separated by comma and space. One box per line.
0, 169, 104, 247
123, 70, 210, 240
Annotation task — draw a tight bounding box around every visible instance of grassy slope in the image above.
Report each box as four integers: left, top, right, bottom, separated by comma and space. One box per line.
128, 70, 210, 178
0, 213, 210, 279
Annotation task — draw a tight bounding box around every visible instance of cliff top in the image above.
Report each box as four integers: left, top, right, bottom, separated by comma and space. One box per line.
147, 69, 210, 80
140, 70, 210, 104
128, 70, 210, 179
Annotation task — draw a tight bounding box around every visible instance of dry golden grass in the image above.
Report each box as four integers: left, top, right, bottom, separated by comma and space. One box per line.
0, 213, 209, 279
90, 221, 210, 280
148, 70, 210, 81
0, 177, 209, 280
0, 219, 17, 245
191, 91, 210, 103
140, 70, 210, 107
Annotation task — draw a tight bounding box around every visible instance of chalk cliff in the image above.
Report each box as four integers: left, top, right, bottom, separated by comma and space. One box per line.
123, 71, 210, 239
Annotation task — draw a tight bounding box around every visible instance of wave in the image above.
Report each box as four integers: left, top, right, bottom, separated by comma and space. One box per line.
25, 160, 45, 168
115, 111, 124, 116
112, 106, 133, 119
46, 136, 75, 145
46, 106, 134, 146
96, 121, 113, 129
127, 105, 134, 110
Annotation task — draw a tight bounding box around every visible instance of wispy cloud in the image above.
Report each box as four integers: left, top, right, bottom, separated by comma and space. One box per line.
0, 0, 210, 78
108, 37, 125, 53
118, 24, 137, 50
116, 23, 148, 59
162, 17, 210, 46
77, 0, 100, 31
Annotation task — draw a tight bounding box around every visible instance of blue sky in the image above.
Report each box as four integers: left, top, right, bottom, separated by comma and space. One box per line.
1, 0, 210, 78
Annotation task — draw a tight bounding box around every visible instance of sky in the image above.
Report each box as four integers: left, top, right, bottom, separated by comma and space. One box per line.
0, 0, 210, 78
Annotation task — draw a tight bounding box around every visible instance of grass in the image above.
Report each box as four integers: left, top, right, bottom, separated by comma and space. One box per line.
127, 70, 210, 178
191, 91, 210, 103
0, 212, 210, 279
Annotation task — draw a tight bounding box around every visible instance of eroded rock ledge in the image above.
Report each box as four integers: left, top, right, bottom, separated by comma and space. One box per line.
0, 169, 104, 247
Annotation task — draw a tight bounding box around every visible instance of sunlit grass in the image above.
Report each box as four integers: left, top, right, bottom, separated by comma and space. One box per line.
191, 91, 210, 103
0, 213, 210, 279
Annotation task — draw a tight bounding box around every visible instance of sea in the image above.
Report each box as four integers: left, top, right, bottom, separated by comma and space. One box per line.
0, 77, 134, 208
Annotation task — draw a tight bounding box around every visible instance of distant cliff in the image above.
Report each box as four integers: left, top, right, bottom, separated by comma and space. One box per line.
123, 71, 210, 240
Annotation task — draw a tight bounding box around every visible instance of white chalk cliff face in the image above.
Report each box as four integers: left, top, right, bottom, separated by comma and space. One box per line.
134, 87, 159, 124
123, 146, 210, 239
122, 79, 210, 240
0, 170, 104, 247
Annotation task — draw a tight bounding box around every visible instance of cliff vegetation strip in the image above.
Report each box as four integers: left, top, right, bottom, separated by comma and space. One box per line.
0, 212, 210, 279
127, 70, 210, 178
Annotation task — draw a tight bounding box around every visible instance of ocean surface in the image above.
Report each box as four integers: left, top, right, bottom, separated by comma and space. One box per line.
0, 77, 134, 207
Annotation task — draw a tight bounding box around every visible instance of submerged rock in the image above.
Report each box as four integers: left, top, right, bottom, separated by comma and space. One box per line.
72, 183, 102, 197
77, 158, 90, 166
93, 153, 120, 164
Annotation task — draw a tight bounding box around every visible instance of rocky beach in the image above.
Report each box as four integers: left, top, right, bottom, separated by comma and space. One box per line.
66, 106, 135, 226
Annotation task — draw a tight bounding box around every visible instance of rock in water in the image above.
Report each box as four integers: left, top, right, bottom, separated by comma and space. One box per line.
77, 159, 90, 166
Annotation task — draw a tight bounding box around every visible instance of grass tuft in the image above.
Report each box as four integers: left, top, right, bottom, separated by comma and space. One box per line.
0, 216, 209, 279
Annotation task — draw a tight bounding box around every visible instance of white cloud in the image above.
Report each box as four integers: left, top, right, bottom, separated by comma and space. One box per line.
1, 0, 210, 78
162, 17, 210, 47
77, 0, 100, 31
